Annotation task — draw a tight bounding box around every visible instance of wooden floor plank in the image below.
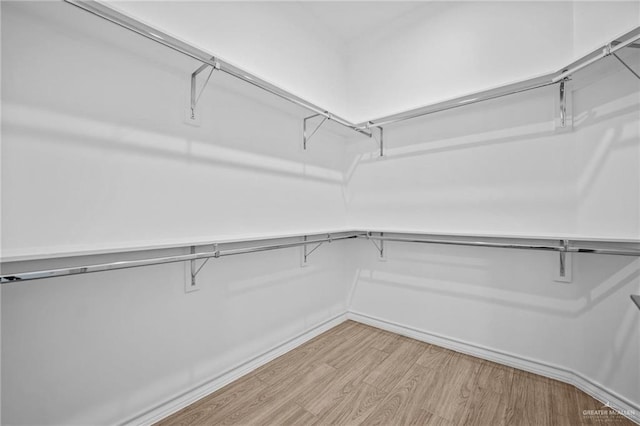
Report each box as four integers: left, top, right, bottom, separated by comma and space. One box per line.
363, 340, 427, 392
296, 348, 388, 415
475, 360, 514, 395
421, 352, 481, 423
415, 343, 455, 370
156, 321, 628, 426
313, 382, 387, 425
155, 376, 267, 426
369, 329, 405, 354
253, 324, 349, 385
321, 325, 380, 369
505, 371, 552, 426
221, 363, 336, 425
460, 386, 508, 426
234, 399, 317, 426
362, 363, 436, 425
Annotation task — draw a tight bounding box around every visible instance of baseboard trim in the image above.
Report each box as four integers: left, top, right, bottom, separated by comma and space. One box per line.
348, 310, 640, 425
122, 312, 348, 426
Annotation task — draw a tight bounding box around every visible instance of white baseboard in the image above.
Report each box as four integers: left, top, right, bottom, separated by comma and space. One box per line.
348, 310, 640, 425
123, 312, 348, 426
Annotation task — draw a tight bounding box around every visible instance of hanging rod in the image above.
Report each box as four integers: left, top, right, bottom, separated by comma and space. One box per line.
63, 0, 638, 136
552, 31, 640, 83
361, 26, 640, 129
362, 74, 558, 128
0, 232, 364, 283
2, 231, 638, 284
364, 232, 640, 257
63, 0, 371, 138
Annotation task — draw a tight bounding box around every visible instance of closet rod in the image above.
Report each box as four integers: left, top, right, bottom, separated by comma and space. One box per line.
552, 32, 640, 83
63, 1, 639, 134
362, 26, 640, 128
0, 233, 363, 283
362, 75, 557, 128
63, 0, 370, 137
366, 234, 640, 257
3, 232, 639, 284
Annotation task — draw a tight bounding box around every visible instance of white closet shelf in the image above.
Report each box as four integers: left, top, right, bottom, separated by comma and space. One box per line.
0, 228, 356, 263
63, 0, 372, 139
5, 4, 638, 289
361, 26, 640, 128
64, 1, 640, 154
2, 230, 639, 284
359, 229, 640, 244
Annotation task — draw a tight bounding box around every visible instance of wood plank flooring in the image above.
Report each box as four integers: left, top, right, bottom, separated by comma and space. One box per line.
157, 321, 634, 425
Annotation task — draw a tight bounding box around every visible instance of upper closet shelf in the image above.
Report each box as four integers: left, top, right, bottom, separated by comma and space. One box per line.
64, 0, 374, 140
65, 1, 639, 157
362, 26, 640, 129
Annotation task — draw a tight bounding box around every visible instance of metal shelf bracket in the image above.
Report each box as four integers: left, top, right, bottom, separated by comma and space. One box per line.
556, 239, 572, 283
190, 60, 220, 120
366, 123, 384, 157
599, 41, 640, 80
556, 77, 573, 131
559, 79, 567, 128
612, 52, 640, 80
303, 113, 330, 150
302, 234, 332, 265
366, 232, 386, 260
188, 244, 219, 289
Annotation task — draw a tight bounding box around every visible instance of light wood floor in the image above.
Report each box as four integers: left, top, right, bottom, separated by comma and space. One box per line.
157, 321, 634, 425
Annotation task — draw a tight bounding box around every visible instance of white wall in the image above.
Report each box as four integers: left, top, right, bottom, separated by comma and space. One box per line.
109, 0, 351, 120
1, 2, 351, 424
572, 1, 640, 61
346, 1, 640, 123
344, 0, 640, 415
2, 242, 351, 425
1, 1, 350, 260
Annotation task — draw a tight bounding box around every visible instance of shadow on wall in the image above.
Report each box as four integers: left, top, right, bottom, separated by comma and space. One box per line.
2, 1, 348, 185
349, 242, 640, 319
572, 53, 640, 200
2, 103, 342, 186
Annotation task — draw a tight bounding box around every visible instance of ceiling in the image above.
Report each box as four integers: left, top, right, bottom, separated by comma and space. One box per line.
293, 2, 426, 46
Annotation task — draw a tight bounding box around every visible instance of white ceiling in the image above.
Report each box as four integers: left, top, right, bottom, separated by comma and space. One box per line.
293, 2, 426, 46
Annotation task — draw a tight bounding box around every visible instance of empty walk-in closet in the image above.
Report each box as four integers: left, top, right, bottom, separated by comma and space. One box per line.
1, 1, 640, 425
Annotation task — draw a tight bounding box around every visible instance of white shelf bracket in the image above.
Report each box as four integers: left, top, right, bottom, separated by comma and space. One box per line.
190, 60, 220, 120
303, 113, 330, 150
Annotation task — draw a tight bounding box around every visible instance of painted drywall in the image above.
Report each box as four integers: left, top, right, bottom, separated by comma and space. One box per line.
1, 2, 351, 425
572, 1, 640, 61
2, 241, 352, 425
109, 0, 351, 120
344, 3, 640, 415
345, 1, 640, 123
1, 1, 350, 259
